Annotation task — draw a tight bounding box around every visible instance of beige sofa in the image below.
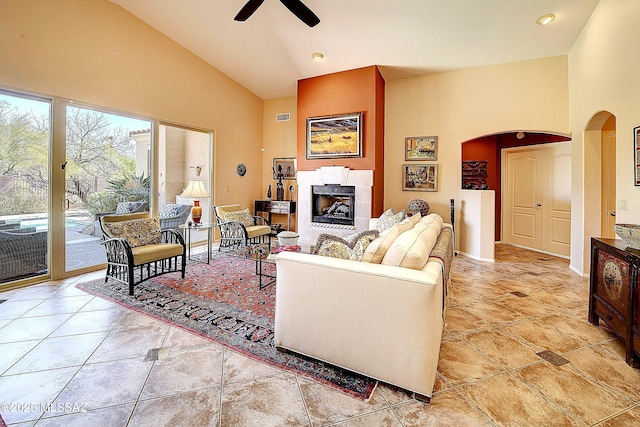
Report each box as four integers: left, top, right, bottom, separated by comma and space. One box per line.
274, 213, 453, 401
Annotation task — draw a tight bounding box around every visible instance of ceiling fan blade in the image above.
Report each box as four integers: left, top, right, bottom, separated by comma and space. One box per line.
280, 0, 320, 27
234, 0, 265, 21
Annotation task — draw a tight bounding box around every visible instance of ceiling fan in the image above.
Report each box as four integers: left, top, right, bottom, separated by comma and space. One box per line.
234, 0, 320, 27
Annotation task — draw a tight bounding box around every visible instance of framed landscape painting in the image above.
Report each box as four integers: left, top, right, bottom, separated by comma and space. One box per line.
403, 164, 438, 192
405, 136, 437, 161
306, 112, 363, 159
272, 157, 297, 180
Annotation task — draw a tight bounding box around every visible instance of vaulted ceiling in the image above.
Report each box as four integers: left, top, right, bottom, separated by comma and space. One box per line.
108, 0, 600, 100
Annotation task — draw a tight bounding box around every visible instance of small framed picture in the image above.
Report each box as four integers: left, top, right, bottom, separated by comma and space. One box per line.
272, 157, 297, 180
405, 136, 437, 161
635, 125, 640, 186
403, 164, 438, 192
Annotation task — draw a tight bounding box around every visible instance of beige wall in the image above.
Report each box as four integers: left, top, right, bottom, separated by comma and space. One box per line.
0, 0, 264, 213
385, 56, 570, 224
569, 0, 640, 274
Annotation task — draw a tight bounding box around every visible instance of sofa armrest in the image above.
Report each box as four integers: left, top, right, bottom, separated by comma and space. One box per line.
274, 251, 444, 397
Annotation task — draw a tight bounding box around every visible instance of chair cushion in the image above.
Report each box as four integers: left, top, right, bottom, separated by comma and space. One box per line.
102, 217, 162, 248
222, 208, 254, 227
132, 243, 184, 265
313, 230, 379, 261
246, 225, 271, 238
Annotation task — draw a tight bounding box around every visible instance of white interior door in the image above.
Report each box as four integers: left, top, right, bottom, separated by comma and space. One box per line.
505, 149, 542, 249
601, 131, 616, 238
542, 144, 571, 256
503, 143, 571, 257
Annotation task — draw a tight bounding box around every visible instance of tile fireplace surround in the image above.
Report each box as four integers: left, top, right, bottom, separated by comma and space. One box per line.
296, 166, 373, 245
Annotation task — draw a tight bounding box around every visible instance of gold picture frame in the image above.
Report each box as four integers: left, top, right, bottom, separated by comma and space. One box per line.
405, 136, 437, 161
403, 164, 438, 192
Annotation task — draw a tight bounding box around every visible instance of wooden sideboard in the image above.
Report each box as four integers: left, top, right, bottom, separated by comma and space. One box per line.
588, 237, 640, 367
254, 200, 296, 231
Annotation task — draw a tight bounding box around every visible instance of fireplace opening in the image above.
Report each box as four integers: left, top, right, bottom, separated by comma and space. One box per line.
311, 184, 355, 226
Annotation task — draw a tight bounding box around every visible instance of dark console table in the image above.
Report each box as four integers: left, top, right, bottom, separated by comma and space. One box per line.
589, 237, 640, 367
254, 200, 296, 231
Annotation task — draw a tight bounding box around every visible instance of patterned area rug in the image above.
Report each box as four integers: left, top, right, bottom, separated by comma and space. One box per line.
77, 253, 377, 400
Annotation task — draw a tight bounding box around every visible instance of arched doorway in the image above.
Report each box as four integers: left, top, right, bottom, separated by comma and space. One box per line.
583, 111, 616, 270
461, 131, 572, 246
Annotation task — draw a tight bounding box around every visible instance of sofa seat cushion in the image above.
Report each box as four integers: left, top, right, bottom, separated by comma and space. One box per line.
246, 225, 271, 238
132, 243, 184, 265
381, 216, 443, 270
362, 214, 419, 264
102, 217, 162, 248
313, 230, 379, 261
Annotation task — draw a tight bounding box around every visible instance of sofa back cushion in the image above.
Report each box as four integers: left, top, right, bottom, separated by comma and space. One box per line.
381, 215, 443, 270
362, 215, 417, 263
102, 217, 162, 248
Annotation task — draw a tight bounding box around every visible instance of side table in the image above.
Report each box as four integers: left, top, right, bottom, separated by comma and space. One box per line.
179, 223, 213, 263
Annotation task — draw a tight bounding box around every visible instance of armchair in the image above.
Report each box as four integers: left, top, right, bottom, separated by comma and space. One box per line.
99, 212, 186, 295
214, 204, 271, 251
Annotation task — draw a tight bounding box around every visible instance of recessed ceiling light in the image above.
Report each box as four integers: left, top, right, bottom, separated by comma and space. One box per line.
536, 13, 556, 25
312, 52, 325, 61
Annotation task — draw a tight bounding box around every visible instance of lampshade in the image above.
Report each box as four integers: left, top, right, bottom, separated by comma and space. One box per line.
180, 180, 210, 199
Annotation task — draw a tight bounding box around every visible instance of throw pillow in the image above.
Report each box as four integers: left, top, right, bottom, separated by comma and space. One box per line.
222, 208, 255, 227
102, 217, 162, 248
313, 230, 379, 261
375, 208, 407, 233
159, 204, 180, 218
115, 201, 131, 214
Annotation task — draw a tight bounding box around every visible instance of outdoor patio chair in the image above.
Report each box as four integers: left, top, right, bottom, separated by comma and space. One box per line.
159, 203, 191, 232
0, 228, 47, 282
214, 204, 271, 251
99, 212, 186, 295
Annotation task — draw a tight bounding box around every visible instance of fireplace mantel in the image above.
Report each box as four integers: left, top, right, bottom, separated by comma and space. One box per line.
296, 167, 373, 245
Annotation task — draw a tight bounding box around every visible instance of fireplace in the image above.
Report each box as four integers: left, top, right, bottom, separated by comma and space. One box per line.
312, 184, 355, 226
297, 166, 373, 244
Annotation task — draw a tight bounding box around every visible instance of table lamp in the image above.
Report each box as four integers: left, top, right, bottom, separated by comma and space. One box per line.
180, 180, 210, 225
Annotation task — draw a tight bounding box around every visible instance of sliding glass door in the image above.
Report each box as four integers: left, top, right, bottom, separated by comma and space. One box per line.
0, 91, 51, 285
64, 105, 151, 273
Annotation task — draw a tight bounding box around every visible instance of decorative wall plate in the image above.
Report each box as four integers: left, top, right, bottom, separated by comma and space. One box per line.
236, 163, 247, 176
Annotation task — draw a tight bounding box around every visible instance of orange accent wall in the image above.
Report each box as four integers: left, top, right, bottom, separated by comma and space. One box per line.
297, 66, 385, 216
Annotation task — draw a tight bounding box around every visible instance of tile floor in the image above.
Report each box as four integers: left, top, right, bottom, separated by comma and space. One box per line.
1, 244, 640, 426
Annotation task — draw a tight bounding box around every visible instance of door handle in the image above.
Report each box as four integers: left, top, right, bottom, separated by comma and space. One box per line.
62, 199, 70, 210
610, 211, 616, 217
535, 203, 542, 207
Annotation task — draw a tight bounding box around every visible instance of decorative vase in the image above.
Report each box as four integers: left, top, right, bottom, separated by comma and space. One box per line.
191, 200, 202, 224
276, 186, 284, 201
266, 184, 272, 200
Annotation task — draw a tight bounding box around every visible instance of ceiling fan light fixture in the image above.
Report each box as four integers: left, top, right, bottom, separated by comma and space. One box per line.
312, 52, 325, 61
536, 13, 556, 25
